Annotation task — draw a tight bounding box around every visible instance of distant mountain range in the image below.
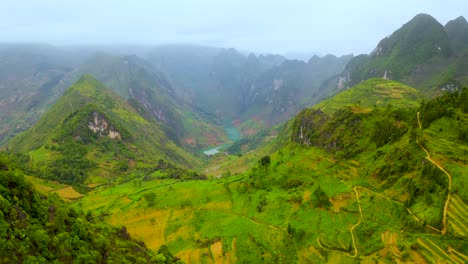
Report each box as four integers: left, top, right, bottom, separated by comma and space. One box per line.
1, 14, 467, 148
0, 44, 351, 146
0, 13, 467, 263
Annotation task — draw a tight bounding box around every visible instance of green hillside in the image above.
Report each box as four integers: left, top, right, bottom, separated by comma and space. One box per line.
6, 75, 199, 186
70, 53, 228, 151
346, 14, 451, 83
68, 87, 467, 263
340, 14, 468, 93
314, 78, 421, 114
0, 154, 184, 263
1, 11, 467, 264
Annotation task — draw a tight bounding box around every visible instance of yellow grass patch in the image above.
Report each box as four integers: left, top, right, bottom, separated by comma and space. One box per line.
86, 183, 101, 188
26, 176, 67, 193
32, 183, 55, 193
53, 186, 84, 200
329, 192, 352, 213
210, 241, 224, 264
390, 91, 402, 98
303, 190, 311, 202
380, 231, 402, 260
108, 209, 172, 250
177, 248, 204, 264
164, 209, 195, 242
409, 251, 428, 264
298, 245, 325, 263
225, 238, 237, 264
204, 201, 232, 210
350, 106, 372, 113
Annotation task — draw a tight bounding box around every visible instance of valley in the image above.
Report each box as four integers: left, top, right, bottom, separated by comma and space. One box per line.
203, 122, 241, 156
0, 10, 467, 264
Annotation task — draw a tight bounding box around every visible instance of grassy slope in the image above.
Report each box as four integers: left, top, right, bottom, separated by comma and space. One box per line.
73, 101, 467, 263
13, 76, 465, 263
314, 78, 422, 114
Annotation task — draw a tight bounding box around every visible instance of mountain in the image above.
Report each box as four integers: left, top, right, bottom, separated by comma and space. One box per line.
69, 53, 227, 150
0, 44, 80, 144
6, 75, 199, 185
147, 45, 286, 119
0, 46, 228, 151
148, 45, 352, 135
0, 43, 352, 149
314, 78, 421, 114
338, 14, 468, 93
445, 16, 468, 54
240, 54, 353, 133
1, 13, 467, 264
71, 83, 468, 263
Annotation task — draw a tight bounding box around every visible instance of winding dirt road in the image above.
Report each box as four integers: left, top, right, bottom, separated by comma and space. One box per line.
315, 111, 454, 258
316, 187, 363, 258
417, 111, 452, 235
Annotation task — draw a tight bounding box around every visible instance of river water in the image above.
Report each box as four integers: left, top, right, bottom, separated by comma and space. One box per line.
203, 122, 241, 156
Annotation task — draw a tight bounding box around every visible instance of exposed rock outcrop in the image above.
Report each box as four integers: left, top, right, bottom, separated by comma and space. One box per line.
88, 112, 121, 139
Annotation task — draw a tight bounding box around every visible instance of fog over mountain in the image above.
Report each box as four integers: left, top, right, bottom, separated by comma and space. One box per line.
0, 1, 468, 263
1, 0, 467, 55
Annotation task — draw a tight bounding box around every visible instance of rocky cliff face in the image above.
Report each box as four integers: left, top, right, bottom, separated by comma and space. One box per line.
88, 112, 121, 139
291, 107, 364, 158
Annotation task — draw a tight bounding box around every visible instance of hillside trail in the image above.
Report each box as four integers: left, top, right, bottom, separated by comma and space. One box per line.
417, 111, 452, 235
356, 186, 441, 232
416, 111, 452, 235
350, 187, 363, 257
317, 112, 454, 258
316, 187, 363, 258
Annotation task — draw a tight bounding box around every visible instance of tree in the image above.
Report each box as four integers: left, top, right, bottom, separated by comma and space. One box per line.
312, 185, 331, 208
155, 254, 167, 264
259, 156, 271, 168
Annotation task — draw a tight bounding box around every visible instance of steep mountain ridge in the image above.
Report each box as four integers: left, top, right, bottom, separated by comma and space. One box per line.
445, 16, 468, 54
7, 75, 199, 185
0, 48, 228, 151
148, 45, 352, 135
337, 14, 467, 93
72, 83, 467, 263
68, 53, 227, 149
0, 44, 79, 144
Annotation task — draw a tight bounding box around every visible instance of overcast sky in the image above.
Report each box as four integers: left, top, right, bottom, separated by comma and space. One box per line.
1, 0, 467, 56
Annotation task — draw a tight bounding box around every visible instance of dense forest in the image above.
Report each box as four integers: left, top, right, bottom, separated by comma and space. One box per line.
0, 154, 181, 264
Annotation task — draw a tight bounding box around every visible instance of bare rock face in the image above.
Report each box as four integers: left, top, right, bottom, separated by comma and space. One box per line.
88, 112, 121, 139
337, 73, 350, 90
383, 70, 391, 80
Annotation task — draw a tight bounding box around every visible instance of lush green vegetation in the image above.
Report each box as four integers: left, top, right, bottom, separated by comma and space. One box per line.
314, 78, 421, 114
419, 86, 468, 128
343, 14, 468, 93
6, 75, 200, 188
1, 14, 467, 263
66, 88, 467, 263
0, 154, 182, 264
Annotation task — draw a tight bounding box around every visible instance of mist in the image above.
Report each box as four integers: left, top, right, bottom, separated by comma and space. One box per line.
1, 0, 467, 56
